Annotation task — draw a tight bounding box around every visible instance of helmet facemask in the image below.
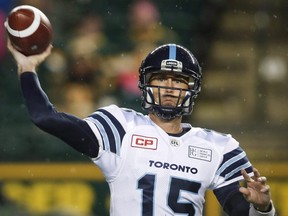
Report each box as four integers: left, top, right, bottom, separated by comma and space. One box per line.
140, 72, 199, 119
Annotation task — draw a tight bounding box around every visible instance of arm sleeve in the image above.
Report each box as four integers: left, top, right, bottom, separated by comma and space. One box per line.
20, 72, 99, 158
214, 182, 250, 216
214, 183, 277, 216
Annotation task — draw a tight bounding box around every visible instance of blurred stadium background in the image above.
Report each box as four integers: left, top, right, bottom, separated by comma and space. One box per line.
0, 0, 287, 215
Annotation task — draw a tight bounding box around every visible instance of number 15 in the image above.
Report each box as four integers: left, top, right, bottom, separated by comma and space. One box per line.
138, 174, 201, 216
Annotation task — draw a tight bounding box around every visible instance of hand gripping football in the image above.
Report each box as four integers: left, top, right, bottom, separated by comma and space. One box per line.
4, 5, 53, 56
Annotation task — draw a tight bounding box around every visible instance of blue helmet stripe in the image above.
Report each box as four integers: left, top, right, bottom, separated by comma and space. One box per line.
169, 44, 177, 59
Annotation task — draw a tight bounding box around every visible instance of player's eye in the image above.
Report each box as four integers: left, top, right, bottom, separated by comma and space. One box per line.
174, 78, 188, 85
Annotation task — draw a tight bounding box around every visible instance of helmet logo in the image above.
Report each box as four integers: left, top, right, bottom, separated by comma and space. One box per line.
161, 59, 183, 72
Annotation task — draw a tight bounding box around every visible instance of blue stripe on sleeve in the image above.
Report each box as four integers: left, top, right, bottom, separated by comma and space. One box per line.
88, 109, 125, 155
225, 162, 253, 181
216, 147, 253, 181
98, 109, 125, 141
87, 116, 111, 152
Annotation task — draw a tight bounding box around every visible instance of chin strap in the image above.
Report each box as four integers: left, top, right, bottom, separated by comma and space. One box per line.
249, 201, 276, 216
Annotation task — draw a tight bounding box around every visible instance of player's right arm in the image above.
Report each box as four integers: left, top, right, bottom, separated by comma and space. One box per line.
7, 40, 99, 158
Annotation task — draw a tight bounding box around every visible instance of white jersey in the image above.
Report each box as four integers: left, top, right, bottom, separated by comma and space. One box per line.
85, 105, 253, 216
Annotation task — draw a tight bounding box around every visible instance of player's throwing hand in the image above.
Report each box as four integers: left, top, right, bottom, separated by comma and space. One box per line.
7, 38, 52, 74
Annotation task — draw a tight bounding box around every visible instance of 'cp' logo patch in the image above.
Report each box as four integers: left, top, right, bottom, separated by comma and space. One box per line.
131, 135, 158, 150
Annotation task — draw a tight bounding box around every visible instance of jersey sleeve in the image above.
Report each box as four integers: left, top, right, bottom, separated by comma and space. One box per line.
211, 135, 253, 189
84, 105, 128, 181
85, 105, 127, 156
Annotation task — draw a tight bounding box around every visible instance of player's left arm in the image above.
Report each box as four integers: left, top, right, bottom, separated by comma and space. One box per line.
214, 169, 276, 216
214, 182, 250, 216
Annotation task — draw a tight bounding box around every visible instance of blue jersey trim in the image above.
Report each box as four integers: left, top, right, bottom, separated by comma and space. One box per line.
87, 117, 110, 152
216, 147, 253, 181
88, 109, 125, 155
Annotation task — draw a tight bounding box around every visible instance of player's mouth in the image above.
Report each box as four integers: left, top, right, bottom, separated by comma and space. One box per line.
160, 95, 179, 106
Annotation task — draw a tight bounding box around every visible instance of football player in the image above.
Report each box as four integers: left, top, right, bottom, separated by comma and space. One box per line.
7, 40, 276, 216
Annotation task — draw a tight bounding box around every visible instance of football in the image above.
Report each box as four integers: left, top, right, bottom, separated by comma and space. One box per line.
4, 5, 52, 56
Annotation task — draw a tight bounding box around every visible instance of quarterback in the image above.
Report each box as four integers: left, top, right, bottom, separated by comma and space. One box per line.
7, 40, 276, 216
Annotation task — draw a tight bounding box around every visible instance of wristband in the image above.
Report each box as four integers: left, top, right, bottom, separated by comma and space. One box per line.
250, 202, 276, 216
